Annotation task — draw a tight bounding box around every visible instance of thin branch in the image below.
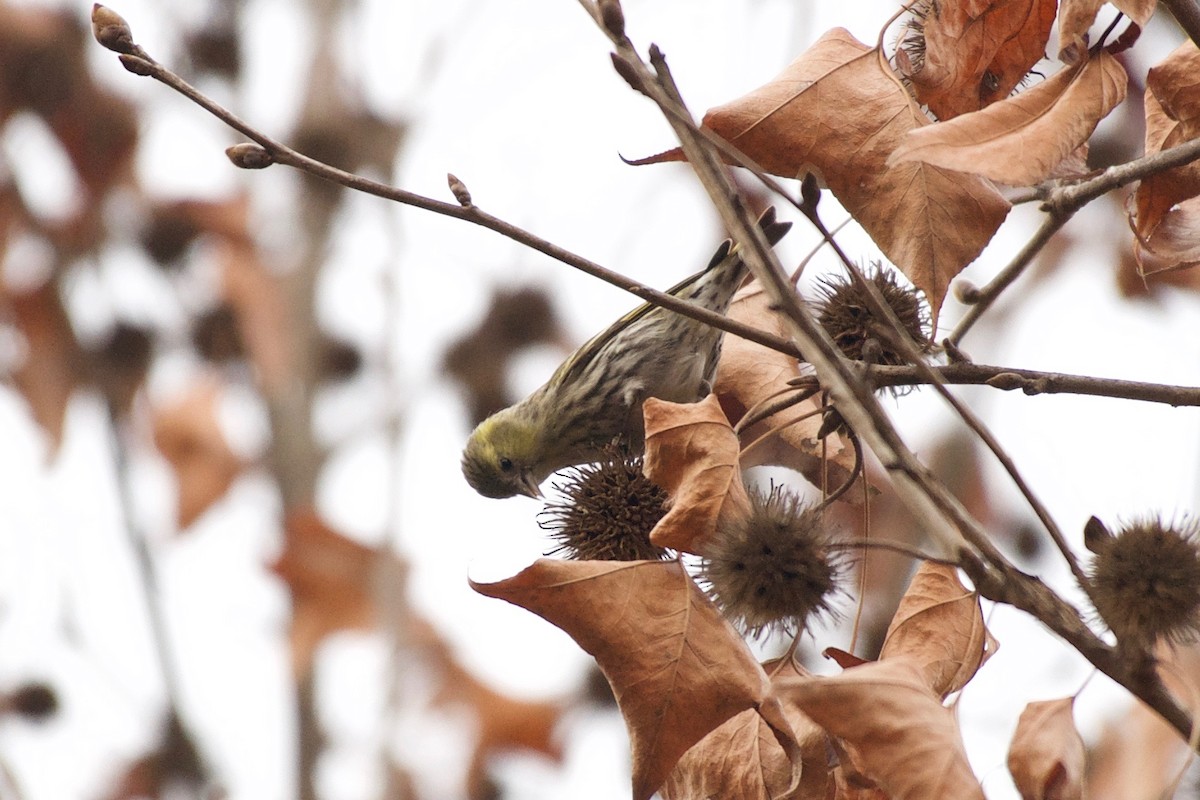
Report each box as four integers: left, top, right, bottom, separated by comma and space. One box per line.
827, 538, 961, 567
869, 362, 1200, 406
93, 20, 804, 364
948, 213, 1069, 345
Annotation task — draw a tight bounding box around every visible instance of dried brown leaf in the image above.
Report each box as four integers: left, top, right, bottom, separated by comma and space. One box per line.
778, 658, 985, 799
663, 658, 829, 800
1007, 697, 1085, 800
680, 28, 1011, 320
642, 394, 750, 555
151, 377, 243, 529
1133, 195, 1200, 274
892, 52, 1127, 187
471, 558, 769, 800
1132, 42, 1200, 264
879, 561, 997, 698
714, 281, 857, 493
901, 0, 1057, 121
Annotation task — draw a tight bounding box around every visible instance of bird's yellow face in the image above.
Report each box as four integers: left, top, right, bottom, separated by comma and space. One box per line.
461, 410, 545, 499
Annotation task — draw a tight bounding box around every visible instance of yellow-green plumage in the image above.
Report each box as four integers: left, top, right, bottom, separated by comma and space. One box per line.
462, 208, 791, 499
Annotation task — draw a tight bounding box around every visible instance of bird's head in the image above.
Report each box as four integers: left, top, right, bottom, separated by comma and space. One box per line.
461, 408, 545, 499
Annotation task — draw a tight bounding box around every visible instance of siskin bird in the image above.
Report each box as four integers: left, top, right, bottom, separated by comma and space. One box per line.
461, 208, 792, 499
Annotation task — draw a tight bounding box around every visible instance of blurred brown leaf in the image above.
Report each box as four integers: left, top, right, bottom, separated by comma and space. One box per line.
444, 287, 564, 425
1007, 697, 1085, 800
1086, 642, 1198, 798
152, 377, 243, 529
431, 647, 567, 800
0, 4, 136, 253
891, 52, 1128, 186
472, 558, 769, 800
879, 561, 997, 698
898, 0, 1057, 121
218, 240, 289, 391
4, 279, 80, 452
272, 508, 405, 678
642, 394, 750, 554
779, 658, 985, 799
101, 712, 207, 800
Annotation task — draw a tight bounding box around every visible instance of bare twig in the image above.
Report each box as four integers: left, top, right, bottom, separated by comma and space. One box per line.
948, 213, 1068, 345
90, 8, 803, 364
869, 362, 1200, 406
827, 538, 960, 567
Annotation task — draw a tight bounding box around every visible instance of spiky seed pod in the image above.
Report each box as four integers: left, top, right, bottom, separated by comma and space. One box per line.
1087, 516, 1200, 645
812, 264, 931, 375
700, 484, 843, 637
539, 450, 670, 562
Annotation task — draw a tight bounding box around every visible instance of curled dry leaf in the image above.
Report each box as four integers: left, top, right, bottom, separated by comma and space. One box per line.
778, 658, 985, 800
891, 51, 1128, 187
628, 28, 1010, 320
470, 558, 769, 800
151, 377, 243, 529
663, 658, 829, 800
1058, 0, 1155, 61
899, 0, 1057, 121
1132, 42, 1200, 271
714, 281, 857, 493
1133, 196, 1200, 274
879, 561, 997, 698
1007, 697, 1085, 800
642, 394, 751, 555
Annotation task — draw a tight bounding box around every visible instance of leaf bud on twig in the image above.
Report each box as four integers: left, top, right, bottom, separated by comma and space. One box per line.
800, 172, 822, 213
609, 53, 649, 97
953, 280, 982, 304
597, 0, 625, 38
985, 372, 1025, 391
118, 54, 153, 76
91, 4, 135, 54
225, 143, 275, 169
447, 173, 473, 207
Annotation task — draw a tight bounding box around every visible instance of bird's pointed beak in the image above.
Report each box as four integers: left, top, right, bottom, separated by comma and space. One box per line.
519, 471, 543, 499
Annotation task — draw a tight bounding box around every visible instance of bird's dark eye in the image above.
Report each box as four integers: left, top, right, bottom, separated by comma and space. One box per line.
498, 457, 514, 472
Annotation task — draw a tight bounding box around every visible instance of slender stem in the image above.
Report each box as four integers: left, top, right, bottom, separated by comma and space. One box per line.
948, 213, 1069, 345
869, 362, 1200, 406
828, 538, 961, 567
